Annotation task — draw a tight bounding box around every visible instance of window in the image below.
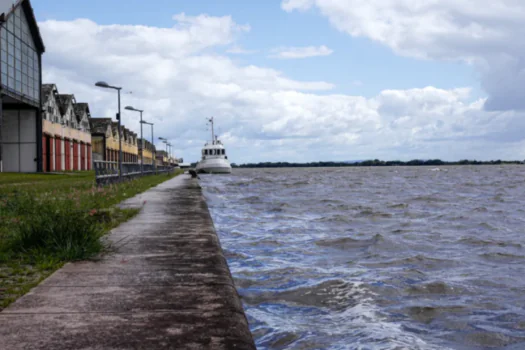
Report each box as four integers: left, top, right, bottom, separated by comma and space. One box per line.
0, 8, 40, 102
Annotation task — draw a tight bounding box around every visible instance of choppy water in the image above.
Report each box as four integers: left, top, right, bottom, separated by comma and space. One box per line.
200, 166, 525, 350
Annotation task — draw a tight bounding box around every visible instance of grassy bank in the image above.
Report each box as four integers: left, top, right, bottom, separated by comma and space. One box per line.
0, 170, 183, 309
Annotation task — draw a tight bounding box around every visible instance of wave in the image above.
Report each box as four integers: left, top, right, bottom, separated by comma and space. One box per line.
458, 237, 521, 248
388, 203, 409, 209
479, 252, 525, 262
405, 281, 467, 296
316, 234, 384, 250
363, 254, 460, 269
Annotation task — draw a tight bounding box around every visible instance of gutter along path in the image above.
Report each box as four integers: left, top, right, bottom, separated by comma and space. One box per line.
0, 175, 255, 349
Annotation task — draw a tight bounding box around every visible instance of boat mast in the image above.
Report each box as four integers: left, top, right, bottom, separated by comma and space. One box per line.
209, 117, 215, 145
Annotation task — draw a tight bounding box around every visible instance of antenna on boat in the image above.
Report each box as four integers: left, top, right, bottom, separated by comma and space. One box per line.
207, 117, 215, 144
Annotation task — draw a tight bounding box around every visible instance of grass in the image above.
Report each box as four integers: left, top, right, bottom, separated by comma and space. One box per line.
0, 170, 183, 309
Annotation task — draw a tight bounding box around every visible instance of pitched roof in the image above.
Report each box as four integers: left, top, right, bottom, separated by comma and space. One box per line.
89, 118, 112, 134
41, 84, 56, 101
74, 102, 90, 122
57, 94, 75, 114
138, 138, 156, 152
0, 0, 45, 53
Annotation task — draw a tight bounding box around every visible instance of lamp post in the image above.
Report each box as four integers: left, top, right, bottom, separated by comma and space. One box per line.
159, 137, 168, 166
95, 81, 122, 178
167, 143, 172, 166
141, 121, 155, 169
125, 106, 144, 174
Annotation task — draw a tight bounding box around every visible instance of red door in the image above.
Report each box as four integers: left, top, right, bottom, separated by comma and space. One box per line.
55, 138, 62, 171
81, 143, 86, 170
87, 145, 92, 170
64, 139, 71, 171
73, 141, 79, 171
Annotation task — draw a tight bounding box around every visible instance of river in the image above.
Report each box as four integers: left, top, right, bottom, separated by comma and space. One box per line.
200, 166, 525, 350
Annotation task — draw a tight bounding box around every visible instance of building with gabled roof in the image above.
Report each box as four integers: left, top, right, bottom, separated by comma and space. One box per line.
90, 118, 138, 164
41, 84, 92, 171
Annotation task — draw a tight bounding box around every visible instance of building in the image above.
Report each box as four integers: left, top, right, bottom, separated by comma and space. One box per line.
138, 138, 156, 165
0, 0, 45, 172
156, 150, 168, 166
122, 127, 138, 163
89, 118, 138, 164
41, 84, 92, 171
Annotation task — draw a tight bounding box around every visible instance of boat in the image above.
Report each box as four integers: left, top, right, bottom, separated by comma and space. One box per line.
196, 117, 232, 174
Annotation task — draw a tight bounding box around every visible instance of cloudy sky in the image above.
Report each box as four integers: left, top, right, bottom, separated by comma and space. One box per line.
32, 0, 525, 163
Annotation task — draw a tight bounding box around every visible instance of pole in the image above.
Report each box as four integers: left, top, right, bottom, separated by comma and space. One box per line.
151, 124, 155, 168
140, 111, 143, 174
210, 117, 214, 144
117, 88, 122, 179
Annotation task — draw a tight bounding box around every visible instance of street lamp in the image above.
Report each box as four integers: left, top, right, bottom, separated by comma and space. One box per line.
159, 137, 171, 166
95, 81, 122, 178
141, 120, 155, 168
167, 143, 172, 166
125, 106, 144, 173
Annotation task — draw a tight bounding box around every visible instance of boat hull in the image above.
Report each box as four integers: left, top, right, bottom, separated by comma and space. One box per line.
196, 159, 232, 174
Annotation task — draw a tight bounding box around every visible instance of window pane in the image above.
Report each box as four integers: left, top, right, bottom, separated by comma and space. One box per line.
1, 50, 6, 62
8, 65, 14, 77
1, 38, 5, 50
8, 77, 14, 88
1, 62, 6, 74
15, 80, 21, 91
7, 54, 14, 66
15, 59, 21, 70
8, 32, 13, 44
15, 69, 21, 80
1, 73, 7, 85
7, 19, 13, 32
1, 29, 6, 40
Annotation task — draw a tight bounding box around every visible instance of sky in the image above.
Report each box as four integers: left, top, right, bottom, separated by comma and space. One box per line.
29, 0, 525, 163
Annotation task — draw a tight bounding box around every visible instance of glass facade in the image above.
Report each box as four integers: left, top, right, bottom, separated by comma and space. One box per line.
0, 6, 40, 103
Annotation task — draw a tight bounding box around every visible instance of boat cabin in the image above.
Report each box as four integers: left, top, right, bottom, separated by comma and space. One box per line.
201, 141, 227, 160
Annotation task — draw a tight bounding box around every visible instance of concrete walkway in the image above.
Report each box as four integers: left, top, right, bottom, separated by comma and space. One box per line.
0, 175, 255, 349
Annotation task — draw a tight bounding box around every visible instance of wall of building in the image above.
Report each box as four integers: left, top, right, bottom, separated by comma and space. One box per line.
41, 119, 92, 172
1, 109, 37, 172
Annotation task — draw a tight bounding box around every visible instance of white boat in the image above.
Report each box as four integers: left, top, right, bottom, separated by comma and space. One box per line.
196, 117, 232, 174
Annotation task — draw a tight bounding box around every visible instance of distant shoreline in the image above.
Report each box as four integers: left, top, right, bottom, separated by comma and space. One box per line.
231, 159, 524, 168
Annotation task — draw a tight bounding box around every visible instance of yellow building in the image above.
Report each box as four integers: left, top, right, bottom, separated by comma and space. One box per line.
90, 119, 138, 164
138, 138, 156, 165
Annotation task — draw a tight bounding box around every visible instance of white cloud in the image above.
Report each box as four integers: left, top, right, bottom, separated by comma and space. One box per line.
39, 13, 525, 164
281, 0, 525, 112
227, 46, 257, 55
270, 45, 333, 59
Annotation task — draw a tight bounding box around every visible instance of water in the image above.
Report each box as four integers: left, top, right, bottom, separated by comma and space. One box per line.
200, 166, 525, 349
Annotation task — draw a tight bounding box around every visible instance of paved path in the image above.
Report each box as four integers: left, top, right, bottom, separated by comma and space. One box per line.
0, 175, 255, 349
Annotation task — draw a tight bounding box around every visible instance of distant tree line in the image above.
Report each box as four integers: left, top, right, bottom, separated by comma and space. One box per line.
231, 159, 524, 168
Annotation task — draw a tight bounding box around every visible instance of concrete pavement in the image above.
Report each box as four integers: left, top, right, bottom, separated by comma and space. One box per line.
0, 175, 255, 349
